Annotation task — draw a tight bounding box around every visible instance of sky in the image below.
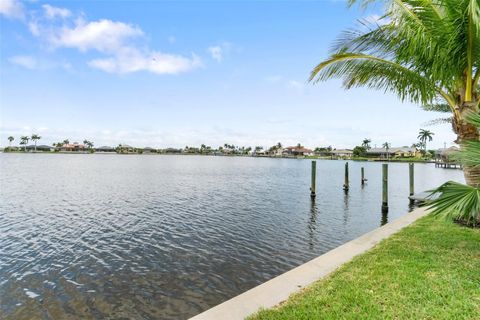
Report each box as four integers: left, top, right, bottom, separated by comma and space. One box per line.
0, 0, 456, 149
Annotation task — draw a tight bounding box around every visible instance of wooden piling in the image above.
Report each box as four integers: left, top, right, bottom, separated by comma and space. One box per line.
409, 163, 414, 204
409, 163, 414, 196
361, 167, 365, 185
310, 160, 316, 198
382, 163, 388, 213
343, 162, 349, 191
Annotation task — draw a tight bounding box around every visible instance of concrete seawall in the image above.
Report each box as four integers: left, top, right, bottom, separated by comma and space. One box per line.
190, 207, 429, 320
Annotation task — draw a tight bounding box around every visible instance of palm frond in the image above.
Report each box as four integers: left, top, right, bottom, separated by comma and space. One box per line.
310, 53, 439, 105
422, 117, 453, 126
427, 181, 480, 226
465, 110, 480, 127
421, 103, 452, 113
316, 0, 480, 107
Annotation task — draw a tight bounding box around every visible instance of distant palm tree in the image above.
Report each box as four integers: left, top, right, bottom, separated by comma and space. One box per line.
8, 136, 14, 147
277, 142, 282, 148
20, 136, 29, 151
417, 129, 434, 157
362, 138, 371, 150
382, 142, 390, 160
63, 139, 69, 145
31, 134, 41, 152
83, 140, 94, 150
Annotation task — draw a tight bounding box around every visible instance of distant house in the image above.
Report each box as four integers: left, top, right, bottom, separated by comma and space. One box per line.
253, 149, 267, 156
366, 147, 419, 158
435, 146, 459, 161
96, 146, 116, 153
26, 145, 54, 152
330, 149, 353, 158
143, 147, 157, 153
273, 147, 284, 157
59, 142, 86, 152
222, 147, 235, 155
117, 144, 135, 153
164, 148, 182, 154
282, 146, 314, 156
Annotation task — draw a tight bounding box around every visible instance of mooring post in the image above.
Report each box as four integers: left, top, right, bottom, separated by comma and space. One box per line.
409, 163, 414, 203
343, 162, 349, 191
361, 167, 365, 186
310, 160, 316, 198
382, 163, 388, 213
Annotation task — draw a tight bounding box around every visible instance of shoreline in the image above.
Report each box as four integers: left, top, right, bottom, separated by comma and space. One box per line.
190, 207, 429, 320
0, 151, 438, 163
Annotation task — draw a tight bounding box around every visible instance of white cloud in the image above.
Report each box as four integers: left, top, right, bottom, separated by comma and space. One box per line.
207, 42, 233, 62
50, 19, 143, 53
9, 54, 72, 70
208, 46, 223, 62
0, 0, 24, 19
42, 4, 71, 19
9, 55, 37, 69
88, 48, 201, 74
10, 4, 201, 75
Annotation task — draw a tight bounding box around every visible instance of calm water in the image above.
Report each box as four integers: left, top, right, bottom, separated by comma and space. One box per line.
0, 154, 464, 319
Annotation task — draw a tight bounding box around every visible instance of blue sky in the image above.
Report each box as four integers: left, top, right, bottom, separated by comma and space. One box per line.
0, 0, 455, 149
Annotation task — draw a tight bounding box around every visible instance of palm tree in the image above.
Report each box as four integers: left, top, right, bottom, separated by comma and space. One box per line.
31, 134, 41, 152
382, 142, 390, 160
417, 129, 434, 157
361, 138, 371, 150
63, 139, 69, 146
310, 0, 480, 187
83, 140, 94, 150
20, 136, 29, 151
8, 136, 14, 147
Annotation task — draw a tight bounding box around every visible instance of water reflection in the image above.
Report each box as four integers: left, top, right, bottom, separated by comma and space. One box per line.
408, 202, 416, 213
308, 199, 318, 250
381, 210, 388, 226
343, 191, 350, 225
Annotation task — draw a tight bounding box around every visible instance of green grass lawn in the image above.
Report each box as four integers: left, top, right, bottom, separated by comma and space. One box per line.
249, 215, 480, 320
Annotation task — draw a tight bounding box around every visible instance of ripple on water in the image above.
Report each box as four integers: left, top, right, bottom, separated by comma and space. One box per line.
0, 154, 464, 319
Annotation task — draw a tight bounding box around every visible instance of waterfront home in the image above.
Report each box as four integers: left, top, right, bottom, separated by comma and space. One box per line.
26, 145, 55, 152
95, 146, 116, 153
366, 147, 419, 158
221, 147, 235, 155
435, 146, 459, 162
164, 148, 182, 154
59, 142, 86, 152
282, 146, 314, 156
330, 149, 353, 159
252, 149, 268, 156
117, 144, 135, 153
143, 147, 157, 154
271, 147, 284, 157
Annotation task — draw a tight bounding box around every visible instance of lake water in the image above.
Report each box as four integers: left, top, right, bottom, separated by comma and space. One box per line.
0, 154, 464, 319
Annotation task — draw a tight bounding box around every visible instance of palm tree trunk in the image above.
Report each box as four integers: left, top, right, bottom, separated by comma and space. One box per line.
455, 106, 480, 188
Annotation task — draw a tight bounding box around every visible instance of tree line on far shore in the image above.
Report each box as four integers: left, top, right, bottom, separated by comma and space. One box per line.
5, 128, 435, 158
